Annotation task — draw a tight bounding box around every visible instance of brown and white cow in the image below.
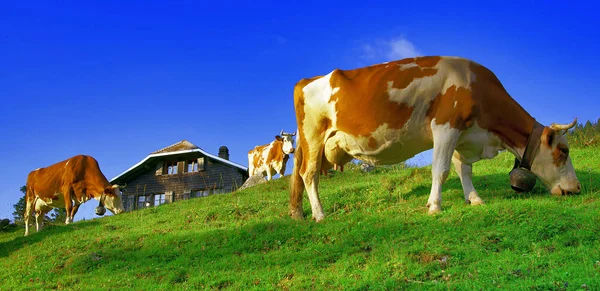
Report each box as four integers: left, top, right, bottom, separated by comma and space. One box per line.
248, 130, 296, 180
290, 56, 581, 222
24, 155, 125, 236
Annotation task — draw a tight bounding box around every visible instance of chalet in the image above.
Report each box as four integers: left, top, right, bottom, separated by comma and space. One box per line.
110, 140, 249, 212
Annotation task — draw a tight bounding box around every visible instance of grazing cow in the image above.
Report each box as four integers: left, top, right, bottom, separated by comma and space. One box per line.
24, 155, 125, 236
290, 56, 581, 222
248, 130, 296, 180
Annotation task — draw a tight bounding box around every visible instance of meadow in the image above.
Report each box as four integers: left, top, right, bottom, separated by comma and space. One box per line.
1, 146, 599, 290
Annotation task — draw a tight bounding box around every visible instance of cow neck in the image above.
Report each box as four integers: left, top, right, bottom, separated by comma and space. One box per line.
513, 121, 545, 171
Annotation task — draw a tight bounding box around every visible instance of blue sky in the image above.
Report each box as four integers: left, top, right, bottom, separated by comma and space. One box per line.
1, 1, 599, 222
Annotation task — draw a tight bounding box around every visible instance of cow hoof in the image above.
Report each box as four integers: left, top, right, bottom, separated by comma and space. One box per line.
468, 197, 485, 205
313, 214, 325, 223
427, 204, 442, 215
289, 210, 304, 220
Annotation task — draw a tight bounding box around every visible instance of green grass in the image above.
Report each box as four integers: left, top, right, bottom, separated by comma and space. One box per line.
1, 147, 599, 290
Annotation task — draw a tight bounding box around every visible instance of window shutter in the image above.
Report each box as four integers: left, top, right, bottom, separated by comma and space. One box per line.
155, 162, 163, 176
198, 157, 205, 171
166, 191, 173, 203
183, 190, 191, 200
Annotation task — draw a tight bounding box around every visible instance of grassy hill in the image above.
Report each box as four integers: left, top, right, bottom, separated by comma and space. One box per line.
1, 147, 599, 290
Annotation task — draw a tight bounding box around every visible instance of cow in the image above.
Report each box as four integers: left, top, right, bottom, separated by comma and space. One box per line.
290, 56, 581, 222
248, 130, 296, 181
24, 155, 125, 236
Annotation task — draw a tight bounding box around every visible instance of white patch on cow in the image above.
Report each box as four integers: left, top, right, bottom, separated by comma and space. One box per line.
331, 87, 340, 96
40, 192, 67, 208
454, 122, 504, 164
439, 57, 476, 94
302, 72, 341, 157
454, 101, 457, 108
398, 62, 418, 71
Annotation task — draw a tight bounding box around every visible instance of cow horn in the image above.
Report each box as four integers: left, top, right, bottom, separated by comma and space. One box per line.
280, 129, 284, 136
112, 183, 127, 189
292, 131, 297, 136
550, 118, 577, 131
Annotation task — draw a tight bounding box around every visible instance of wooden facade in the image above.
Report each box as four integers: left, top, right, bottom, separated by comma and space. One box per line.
110, 140, 248, 212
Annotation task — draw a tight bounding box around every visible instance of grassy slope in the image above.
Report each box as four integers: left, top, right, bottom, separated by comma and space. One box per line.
1, 147, 599, 290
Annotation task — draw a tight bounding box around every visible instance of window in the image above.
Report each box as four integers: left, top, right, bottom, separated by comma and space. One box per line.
138, 195, 151, 209
166, 161, 178, 175
154, 193, 166, 206
186, 160, 198, 173
191, 189, 210, 198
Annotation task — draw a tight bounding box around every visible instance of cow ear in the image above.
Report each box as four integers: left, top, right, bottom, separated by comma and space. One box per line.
275, 135, 282, 141
104, 187, 113, 195
541, 127, 556, 148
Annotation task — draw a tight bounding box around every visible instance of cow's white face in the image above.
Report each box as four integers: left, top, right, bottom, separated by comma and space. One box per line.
531, 128, 581, 195
103, 185, 125, 214
279, 134, 296, 155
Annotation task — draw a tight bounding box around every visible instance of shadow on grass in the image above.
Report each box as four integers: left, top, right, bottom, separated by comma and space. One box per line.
328, 167, 600, 204
0, 220, 101, 258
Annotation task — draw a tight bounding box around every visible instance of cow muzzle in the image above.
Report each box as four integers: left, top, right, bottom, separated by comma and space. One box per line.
550, 182, 581, 195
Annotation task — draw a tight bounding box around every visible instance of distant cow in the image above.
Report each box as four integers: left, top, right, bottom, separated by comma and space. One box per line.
24, 155, 125, 236
248, 130, 296, 180
290, 56, 581, 222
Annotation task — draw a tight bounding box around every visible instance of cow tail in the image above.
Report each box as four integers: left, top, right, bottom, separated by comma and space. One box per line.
289, 143, 305, 219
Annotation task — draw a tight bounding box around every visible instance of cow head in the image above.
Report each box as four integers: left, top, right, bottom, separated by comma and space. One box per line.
278, 129, 296, 154
530, 119, 581, 195
101, 185, 125, 214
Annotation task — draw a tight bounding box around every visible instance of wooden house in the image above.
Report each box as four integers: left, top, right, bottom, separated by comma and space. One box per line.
110, 140, 248, 212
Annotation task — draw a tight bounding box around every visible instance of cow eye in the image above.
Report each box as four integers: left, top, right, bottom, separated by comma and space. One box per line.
559, 146, 569, 155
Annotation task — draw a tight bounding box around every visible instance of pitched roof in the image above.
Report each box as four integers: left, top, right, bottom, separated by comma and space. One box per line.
151, 140, 199, 154
109, 140, 248, 183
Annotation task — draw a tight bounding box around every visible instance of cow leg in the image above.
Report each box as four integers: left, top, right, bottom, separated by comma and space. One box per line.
452, 152, 484, 205
299, 145, 326, 221
427, 122, 460, 214
304, 166, 325, 222
24, 196, 34, 236
64, 187, 75, 224
71, 203, 82, 220
35, 205, 50, 232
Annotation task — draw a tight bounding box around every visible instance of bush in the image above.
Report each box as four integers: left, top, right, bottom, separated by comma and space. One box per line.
0, 218, 15, 232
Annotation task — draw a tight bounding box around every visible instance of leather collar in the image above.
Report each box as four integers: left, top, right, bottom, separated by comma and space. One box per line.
513, 121, 545, 171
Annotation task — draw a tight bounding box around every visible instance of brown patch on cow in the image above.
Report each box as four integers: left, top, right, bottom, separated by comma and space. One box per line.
267, 140, 285, 165
327, 58, 438, 137
250, 145, 267, 170
397, 57, 415, 65
467, 62, 534, 148
552, 146, 568, 167
427, 85, 476, 130
368, 137, 377, 149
